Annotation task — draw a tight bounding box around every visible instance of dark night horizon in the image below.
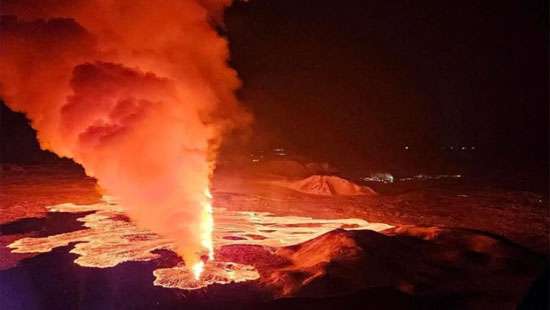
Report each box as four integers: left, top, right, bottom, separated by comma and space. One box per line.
1, 0, 548, 173
226, 1, 548, 167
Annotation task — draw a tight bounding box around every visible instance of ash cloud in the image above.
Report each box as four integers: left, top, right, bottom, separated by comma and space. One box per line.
0, 1, 250, 267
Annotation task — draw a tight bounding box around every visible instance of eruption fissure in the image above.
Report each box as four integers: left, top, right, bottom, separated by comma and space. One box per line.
8, 198, 392, 289
0, 0, 249, 271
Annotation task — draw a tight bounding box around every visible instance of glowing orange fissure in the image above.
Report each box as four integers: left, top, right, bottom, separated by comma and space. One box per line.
8, 198, 392, 290
192, 188, 215, 280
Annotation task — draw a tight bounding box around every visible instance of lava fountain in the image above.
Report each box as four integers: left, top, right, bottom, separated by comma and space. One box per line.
0, 0, 250, 272
193, 188, 215, 280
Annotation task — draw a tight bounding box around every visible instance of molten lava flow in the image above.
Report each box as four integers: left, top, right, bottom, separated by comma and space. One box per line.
0, 1, 251, 270
8, 197, 392, 289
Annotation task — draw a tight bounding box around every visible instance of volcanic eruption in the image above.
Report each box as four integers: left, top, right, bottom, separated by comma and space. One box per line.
0, 0, 250, 277
0, 1, 547, 308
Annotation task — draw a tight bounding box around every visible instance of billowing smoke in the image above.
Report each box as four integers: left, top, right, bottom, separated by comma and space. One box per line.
0, 1, 250, 268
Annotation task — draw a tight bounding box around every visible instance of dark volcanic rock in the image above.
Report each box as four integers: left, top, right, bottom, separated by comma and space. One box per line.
257, 227, 545, 309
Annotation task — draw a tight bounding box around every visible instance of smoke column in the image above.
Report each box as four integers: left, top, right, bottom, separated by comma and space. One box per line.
0, 0, 250, 269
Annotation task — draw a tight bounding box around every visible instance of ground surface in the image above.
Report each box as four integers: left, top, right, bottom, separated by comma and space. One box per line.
0, 163, 548, 309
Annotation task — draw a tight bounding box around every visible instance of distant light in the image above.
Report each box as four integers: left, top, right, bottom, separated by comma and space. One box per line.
461, 146, 466, 150
399, 174, 463, 182
450, 146, 454, 150
471, 146, 476, 150
404, 146, 409, 150
363, 173, 394, 183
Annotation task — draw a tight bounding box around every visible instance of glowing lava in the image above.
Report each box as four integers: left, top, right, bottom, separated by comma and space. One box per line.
8, 197, 392, 290
192, 188, 215, 280
192, 261, 205, 280
154, 262, 260, 290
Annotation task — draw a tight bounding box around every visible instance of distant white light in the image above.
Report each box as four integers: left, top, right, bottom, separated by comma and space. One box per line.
363, 173, 394, 183
404, 146, 409, 150
461, 146, 466, 150
399, 173, 463, 182
471, 146, 476, 150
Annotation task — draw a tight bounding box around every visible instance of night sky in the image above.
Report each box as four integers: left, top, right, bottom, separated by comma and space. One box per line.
1, 0, 548, 174
225, 0, 548, 169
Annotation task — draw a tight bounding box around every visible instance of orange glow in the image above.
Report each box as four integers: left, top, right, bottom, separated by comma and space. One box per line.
8, 198, 391, 289
192, 188, 215, 280
192, 261, 205, 280
0, 0, 251, 272
202, 188, 215, 261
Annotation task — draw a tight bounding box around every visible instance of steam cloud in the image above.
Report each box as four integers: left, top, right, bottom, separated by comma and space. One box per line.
0, 0, 250, 267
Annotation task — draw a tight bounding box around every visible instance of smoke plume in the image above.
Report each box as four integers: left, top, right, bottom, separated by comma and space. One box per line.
0, 0, 250, 268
